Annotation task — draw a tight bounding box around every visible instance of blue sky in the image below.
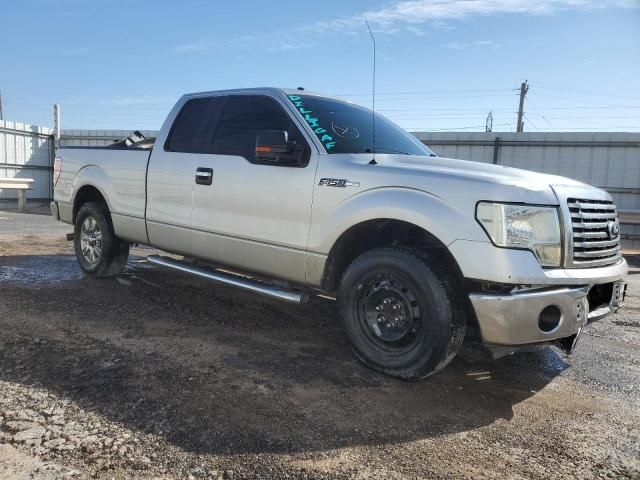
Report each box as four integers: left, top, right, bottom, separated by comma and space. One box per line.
1, 0, 639, 132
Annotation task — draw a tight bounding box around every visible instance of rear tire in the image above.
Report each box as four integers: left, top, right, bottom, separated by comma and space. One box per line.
338, 247, 466, 380
74, 202, 129, 278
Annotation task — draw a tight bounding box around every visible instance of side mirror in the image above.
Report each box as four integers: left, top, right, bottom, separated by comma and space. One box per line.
255, 130, 296, 163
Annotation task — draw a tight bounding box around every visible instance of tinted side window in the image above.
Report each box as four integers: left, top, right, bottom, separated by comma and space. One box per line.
165, 98, 212, 153
205, 96, 306, 163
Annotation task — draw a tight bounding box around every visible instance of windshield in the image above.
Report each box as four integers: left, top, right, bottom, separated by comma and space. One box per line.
286, 94, 435, 156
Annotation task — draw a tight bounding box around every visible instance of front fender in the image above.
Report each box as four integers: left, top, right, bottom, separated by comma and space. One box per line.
308, 186, 486, 255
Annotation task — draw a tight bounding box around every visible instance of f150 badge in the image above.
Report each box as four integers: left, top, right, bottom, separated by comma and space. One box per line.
319, 178, 360, 188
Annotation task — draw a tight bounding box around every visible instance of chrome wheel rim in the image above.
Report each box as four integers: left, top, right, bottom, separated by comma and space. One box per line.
80, 216, 103, 265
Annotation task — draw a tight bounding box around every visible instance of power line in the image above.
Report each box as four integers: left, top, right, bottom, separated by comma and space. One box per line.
408, 123, 514, 131
332, 88, 512, 97
529, 80, 640, 102
379, 105, 640, 113
532, 92, 631, 108
525, 95, 554, 129
523, 114, 539, 131
348, 93, 517, 101
528, 115, 640, 120
380, 107, 513, 112
526, 126, 640, 130
540, 116, 555, 129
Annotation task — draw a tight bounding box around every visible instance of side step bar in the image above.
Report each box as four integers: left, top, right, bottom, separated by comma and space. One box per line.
146, 255, 309, 304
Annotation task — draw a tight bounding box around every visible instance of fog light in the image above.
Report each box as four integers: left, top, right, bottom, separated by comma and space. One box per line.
538, 305, 561, 332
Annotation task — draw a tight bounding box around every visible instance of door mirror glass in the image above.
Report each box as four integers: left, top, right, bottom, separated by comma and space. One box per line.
255, 130, 298, 164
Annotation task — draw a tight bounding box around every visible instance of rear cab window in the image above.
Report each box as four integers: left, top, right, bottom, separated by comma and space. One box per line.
165, 98, 214, 153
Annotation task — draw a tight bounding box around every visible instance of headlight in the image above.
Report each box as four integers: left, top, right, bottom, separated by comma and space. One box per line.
476, 202, 561, 267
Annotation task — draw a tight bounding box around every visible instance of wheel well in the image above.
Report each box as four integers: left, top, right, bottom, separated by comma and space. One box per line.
323, 219, 479, 337
323, 219, 463, 293
73, 185, 107, 222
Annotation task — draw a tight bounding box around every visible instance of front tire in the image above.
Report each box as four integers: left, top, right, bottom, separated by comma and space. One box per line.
338, 248, 466, 380
74, 202, 129, 278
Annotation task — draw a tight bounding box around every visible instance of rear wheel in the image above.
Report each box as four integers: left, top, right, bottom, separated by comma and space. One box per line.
338, 247, 466, 380
74, 202, 129, 277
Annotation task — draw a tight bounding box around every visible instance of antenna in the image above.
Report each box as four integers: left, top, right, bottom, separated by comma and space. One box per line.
365, 20, 377, 164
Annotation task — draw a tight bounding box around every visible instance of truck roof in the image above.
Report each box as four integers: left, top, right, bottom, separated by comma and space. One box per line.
183, 87, 327, 99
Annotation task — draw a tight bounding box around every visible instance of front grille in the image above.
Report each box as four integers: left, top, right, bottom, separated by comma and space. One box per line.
567, 198, 621, 267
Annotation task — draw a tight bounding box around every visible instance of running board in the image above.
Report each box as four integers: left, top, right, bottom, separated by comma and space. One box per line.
146, 255, 308, 304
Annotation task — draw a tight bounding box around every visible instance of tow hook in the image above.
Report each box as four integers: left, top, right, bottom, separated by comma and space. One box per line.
557, 327, 583, 355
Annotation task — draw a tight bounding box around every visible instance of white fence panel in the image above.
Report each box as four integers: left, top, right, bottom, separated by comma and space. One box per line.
60, 129, 158, 147
0, 120, 55, 200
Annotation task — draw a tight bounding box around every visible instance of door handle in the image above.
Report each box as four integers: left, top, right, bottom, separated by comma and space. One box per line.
195, 167, 213, 186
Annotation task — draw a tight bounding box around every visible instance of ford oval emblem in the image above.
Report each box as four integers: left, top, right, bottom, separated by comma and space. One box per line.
607, 221, 620, 239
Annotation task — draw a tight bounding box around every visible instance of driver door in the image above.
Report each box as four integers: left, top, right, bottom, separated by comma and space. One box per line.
189, 95, 318, 284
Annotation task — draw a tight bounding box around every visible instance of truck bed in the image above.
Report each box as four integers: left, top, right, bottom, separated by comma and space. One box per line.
55, 146, 151, 242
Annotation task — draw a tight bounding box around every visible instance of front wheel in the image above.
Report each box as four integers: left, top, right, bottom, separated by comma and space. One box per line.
74, 202, 129, 278
338, 248, 466, 380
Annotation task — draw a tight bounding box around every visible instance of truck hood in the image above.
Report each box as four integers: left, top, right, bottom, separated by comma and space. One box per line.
370, 154, 604, 205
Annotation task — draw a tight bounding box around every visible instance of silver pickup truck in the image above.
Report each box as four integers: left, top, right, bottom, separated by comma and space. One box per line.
51, 87, 628, 380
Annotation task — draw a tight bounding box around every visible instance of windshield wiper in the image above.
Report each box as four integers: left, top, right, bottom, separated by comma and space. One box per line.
365, 146, 411, 155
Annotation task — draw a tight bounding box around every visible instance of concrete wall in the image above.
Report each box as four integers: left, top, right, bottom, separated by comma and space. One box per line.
0, 120, 55, 200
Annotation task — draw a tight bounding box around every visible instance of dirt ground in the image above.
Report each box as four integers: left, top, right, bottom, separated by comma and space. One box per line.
0, 207, 639, 480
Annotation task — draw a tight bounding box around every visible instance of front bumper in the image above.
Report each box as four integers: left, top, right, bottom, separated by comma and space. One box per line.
470, 278, 627, 346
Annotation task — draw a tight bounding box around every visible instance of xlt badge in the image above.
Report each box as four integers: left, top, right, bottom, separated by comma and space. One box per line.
319, 178, 360, 188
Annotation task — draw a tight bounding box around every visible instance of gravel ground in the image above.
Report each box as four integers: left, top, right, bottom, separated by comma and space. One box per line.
0, 208, 639, 479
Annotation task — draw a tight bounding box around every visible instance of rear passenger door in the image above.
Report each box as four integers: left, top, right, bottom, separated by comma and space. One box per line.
189, 94, 318, 284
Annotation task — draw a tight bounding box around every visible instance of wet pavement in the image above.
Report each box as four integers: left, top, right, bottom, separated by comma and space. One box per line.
0, 255, 84, 285
0, 209, 639, 479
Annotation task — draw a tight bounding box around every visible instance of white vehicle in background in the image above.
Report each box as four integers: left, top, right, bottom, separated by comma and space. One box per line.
51, 88, 627, 379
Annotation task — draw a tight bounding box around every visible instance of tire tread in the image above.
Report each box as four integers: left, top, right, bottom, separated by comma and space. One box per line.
339, 247, 466, 380
74, 201, 129, 278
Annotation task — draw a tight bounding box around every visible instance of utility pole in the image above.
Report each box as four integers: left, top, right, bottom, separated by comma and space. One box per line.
485, 111, 493, 132
53, 104, 61, 148
0, 90, 4, 121
516, 80, 529, 132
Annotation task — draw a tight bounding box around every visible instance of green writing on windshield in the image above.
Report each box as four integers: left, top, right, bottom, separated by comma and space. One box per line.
288, 95, 336, 150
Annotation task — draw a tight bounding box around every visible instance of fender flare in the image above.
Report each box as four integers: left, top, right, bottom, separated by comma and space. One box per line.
71, 165, 114, 219
309, 187, 481, 255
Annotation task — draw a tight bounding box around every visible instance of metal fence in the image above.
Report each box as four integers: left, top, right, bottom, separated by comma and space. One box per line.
2, 124, 638, 247
0, 127, 155, 202
414, 132, 640, 248
59, 129, 158, 148
0, 120, 55, 200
